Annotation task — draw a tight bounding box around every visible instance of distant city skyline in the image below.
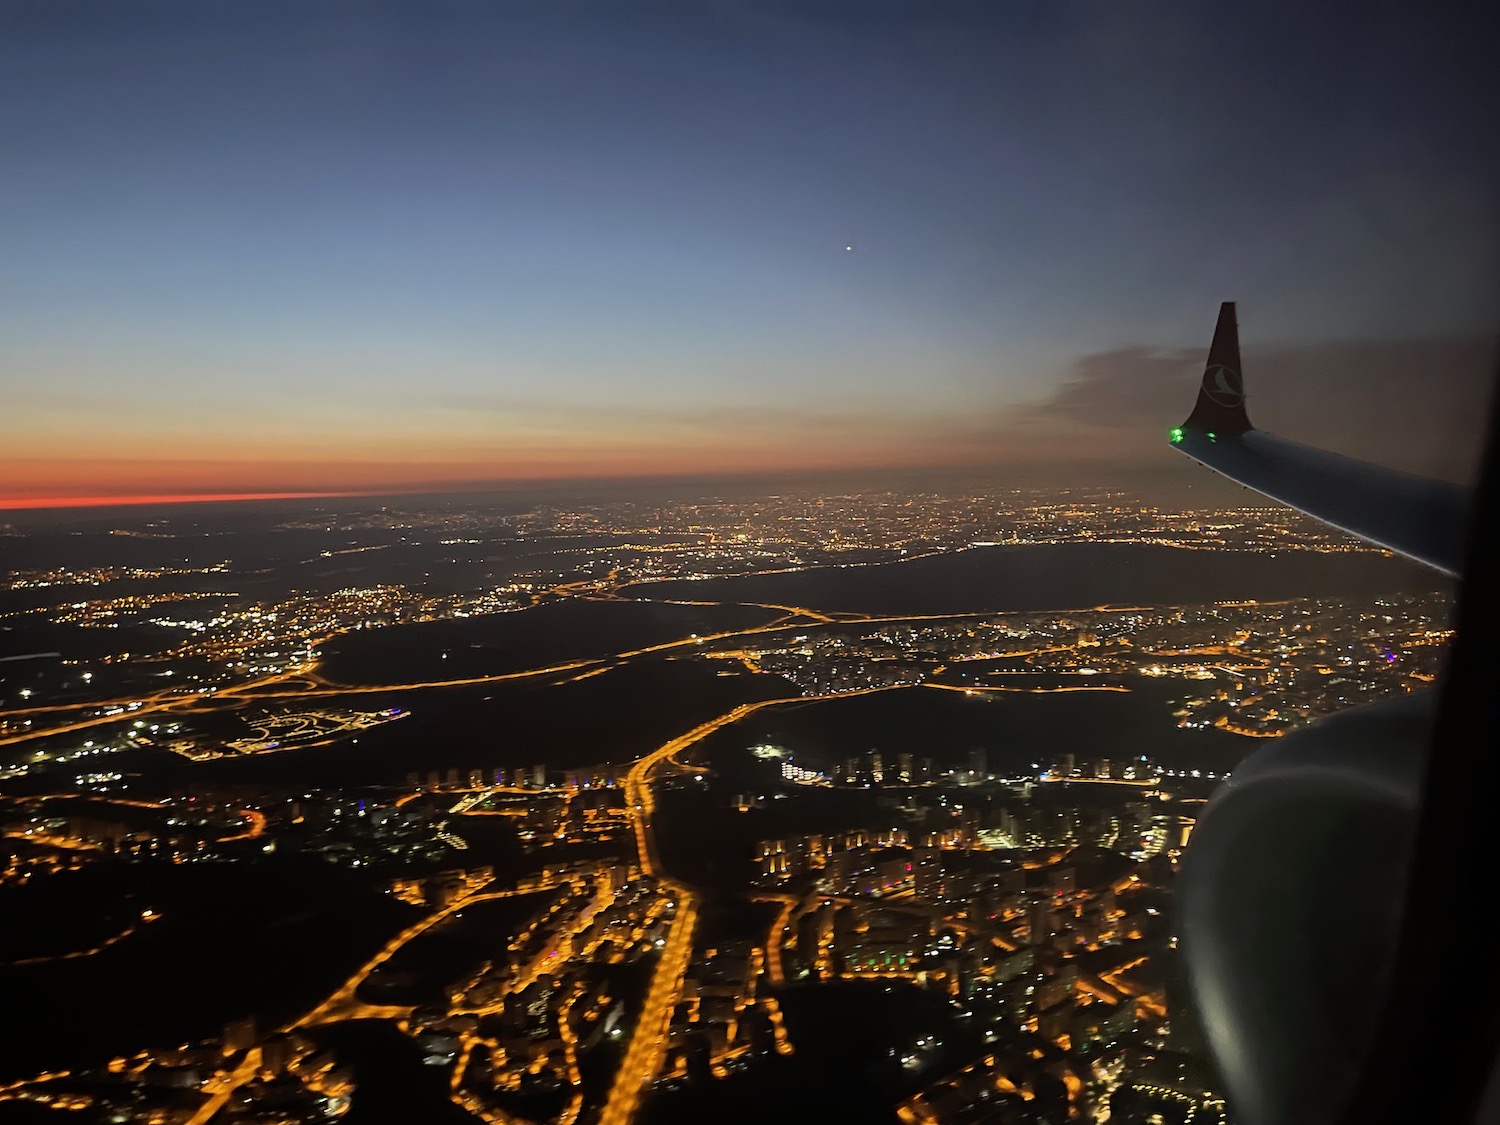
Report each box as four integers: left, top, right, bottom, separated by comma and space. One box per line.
2, 2, 1497, 509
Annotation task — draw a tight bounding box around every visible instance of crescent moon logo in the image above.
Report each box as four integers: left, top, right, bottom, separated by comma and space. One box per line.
1203, 364, 1243, 408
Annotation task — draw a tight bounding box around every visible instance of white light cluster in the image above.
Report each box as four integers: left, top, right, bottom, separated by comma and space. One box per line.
780, 761, 821, 783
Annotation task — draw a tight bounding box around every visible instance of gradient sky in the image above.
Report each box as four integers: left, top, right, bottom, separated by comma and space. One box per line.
3, 1, 1498, 507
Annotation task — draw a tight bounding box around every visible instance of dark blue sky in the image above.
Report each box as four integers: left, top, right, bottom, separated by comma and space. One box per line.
2, 1, 1496, 503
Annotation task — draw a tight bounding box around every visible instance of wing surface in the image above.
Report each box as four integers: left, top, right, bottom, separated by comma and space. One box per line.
1170, 302, 1471, 576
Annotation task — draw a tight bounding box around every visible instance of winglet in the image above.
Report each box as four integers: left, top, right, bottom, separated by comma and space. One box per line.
1179, 301, 1252, 437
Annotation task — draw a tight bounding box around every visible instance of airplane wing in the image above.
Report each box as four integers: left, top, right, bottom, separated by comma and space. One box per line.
1169, 302, 1471, 576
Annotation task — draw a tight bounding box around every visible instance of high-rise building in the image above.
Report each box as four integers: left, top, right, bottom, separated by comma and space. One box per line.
967, 747, 987, 784
825, 850, 852, 892
913, 847, 942, 898
223, 1017, 257, 1053
1026, 896, 1054, 948
1050, 865, 1075, 896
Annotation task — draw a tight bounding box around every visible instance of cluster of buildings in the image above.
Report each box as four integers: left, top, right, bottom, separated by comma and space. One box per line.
657, 940, 794, 1087
0, 794, 257, 868
991, 798, 1194, 860
248, 791, 459, 871
3, 561, 230, 590
708, 592, 1449, 733
722, 737, 1239, 1119
747, 812, 1212, 1124
257, 490, 1378, 566
752, 648, 929, 696
403, 762, 628, 792
138, 584, 527, 679
0, 788, 472, 881
431, 869, 700, 1121
749, 750, 1207, 880
1154, 595, 1449, 735
109, 490, 1402, 619
1, 579, 534, 711
787, 842, 1184, 1121
751, 744, 990, 790
399, 768, 636, 853
0, 709, 161, 772
900, 1041, 1230, 1125
389, 862, 797, 1120
0, 1027, 354, 1124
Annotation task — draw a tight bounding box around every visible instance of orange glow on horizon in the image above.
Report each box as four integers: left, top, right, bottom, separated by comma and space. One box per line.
0, 490, 361, 513
0, 425, 1103, 513
0, 447, 950, 505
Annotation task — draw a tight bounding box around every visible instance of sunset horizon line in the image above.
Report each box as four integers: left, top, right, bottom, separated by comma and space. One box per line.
0, 457, 1164, 515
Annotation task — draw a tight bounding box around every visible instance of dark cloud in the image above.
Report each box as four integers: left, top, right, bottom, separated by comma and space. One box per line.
1015, 335, 1499, 483
435, 336, 1499, 487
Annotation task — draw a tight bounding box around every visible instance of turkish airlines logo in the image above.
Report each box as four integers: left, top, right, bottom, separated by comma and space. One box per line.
1202, 363, 1243, 408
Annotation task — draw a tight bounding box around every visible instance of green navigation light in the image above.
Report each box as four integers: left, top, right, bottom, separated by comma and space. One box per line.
1205, 431, 1217, 442
1169, 427, 1184, 444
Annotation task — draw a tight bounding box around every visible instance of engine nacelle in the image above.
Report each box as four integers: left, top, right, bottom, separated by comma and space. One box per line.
1178, 692, 1432, 1125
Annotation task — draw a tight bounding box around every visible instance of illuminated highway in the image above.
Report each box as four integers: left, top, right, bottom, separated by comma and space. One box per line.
0, 594, 1216, 752
295, 884, 543, 1028
181, 1048, 263, 1125
597, 894, 699, 1125
3, 912, 159, 967
927, 681, 1132, 696
600, 684, 906, 1124
754, 893, 800, 988
596, 704, 735, 1125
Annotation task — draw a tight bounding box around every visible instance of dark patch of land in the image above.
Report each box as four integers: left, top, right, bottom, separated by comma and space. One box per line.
309, 1020, 480, 1125
358, 890, 558, 1008
626, 543, 1443, 617
0, 858, 418, 1081
317, 598, 785, 687
692, 677, 1251, 775
643, 979, 977, 1125
175, 659, 796, 789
